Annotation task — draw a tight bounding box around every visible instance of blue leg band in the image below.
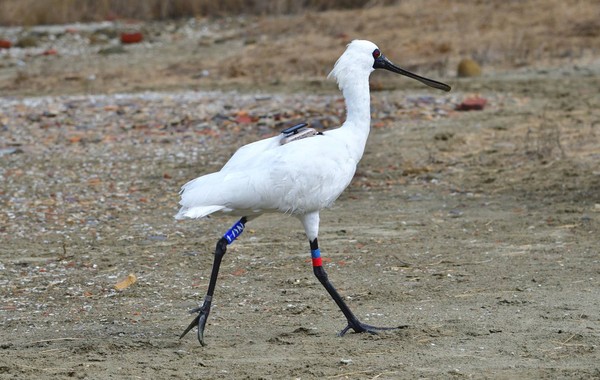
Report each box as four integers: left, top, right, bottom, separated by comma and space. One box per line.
311, 248, 321, 259
223, 219, 246, 244
311, 248, 322, 267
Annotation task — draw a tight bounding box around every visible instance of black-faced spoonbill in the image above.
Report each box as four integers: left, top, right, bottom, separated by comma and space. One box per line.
176, 40, 451, 345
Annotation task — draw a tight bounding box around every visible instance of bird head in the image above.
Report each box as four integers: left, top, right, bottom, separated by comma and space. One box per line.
329, 40, 451, 92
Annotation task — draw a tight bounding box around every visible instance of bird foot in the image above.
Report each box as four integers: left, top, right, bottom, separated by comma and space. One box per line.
180, 300, 211, 346
338, 319, 404, 337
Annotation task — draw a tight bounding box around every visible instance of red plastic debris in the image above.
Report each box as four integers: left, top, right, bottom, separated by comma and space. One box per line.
456, 97, 487, 111
0, 39, 11, 49
121, 32, 143, 44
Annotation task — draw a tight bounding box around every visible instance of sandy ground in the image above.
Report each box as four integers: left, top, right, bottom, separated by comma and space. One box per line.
2, 3, 600, 379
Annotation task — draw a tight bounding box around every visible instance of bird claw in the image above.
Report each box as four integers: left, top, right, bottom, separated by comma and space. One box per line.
180, 303, 210, 346
338, 319, 404, 337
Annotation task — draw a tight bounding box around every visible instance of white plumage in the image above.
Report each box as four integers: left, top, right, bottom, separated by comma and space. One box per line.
176, 40, 380, 230
176, 129, 358, 218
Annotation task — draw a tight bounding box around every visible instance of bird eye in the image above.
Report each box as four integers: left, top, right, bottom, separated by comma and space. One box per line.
372, 49, 381, 59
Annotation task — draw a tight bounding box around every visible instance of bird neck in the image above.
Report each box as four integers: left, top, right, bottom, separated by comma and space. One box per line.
340, 75, 372, 160
342, 75, 371, 129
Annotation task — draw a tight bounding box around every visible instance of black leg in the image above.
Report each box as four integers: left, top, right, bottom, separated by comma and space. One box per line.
180, 217, 247, 345
310, 238, 400, 336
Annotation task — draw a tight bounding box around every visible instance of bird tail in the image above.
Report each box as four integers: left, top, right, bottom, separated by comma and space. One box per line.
175, 171, 229, 220
174, 205, 226, 220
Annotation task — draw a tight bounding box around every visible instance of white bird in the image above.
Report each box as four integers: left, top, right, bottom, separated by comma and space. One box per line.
177, 39, 450, 345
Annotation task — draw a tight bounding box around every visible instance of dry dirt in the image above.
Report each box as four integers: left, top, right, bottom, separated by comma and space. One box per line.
1, 2, 600, 379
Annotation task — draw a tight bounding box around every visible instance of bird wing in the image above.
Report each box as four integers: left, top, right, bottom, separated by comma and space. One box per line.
220, 135, 282, 172
176, 132, 357, 219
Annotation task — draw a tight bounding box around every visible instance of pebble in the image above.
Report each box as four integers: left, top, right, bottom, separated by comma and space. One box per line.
0, 147, 23, 156
457, 58, 482, 77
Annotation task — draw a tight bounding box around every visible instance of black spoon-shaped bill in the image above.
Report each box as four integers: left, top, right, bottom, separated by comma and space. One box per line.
374, 54, 451, 92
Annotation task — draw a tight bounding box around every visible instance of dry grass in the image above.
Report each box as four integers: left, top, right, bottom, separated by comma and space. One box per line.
0, 0, 394, 26
210, 0, 600, 82
1, 0, 599, 97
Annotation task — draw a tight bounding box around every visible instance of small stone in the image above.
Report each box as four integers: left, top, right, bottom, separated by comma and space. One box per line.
88, 33, 109, 45
457, 58, 482, 77
448, 209, 464, 218
98, 46, 126, 55
0, 147, 24, 156
16, 35, 38, 48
